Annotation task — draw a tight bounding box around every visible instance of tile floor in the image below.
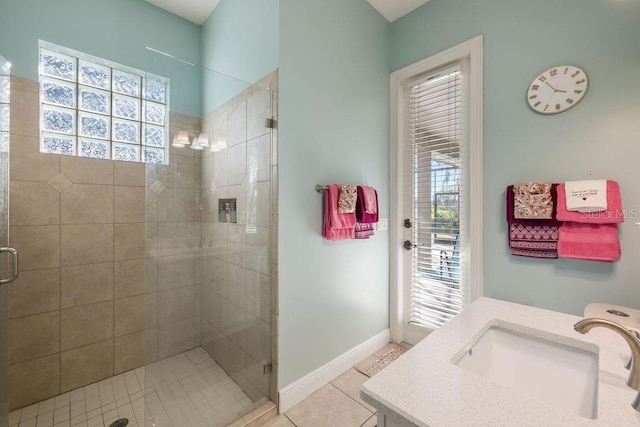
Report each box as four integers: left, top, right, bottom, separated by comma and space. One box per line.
261, 368, 377, 427
9, 350, 378, 427
8, 348, 261, 427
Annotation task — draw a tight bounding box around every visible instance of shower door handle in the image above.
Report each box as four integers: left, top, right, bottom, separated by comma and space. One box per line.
0, 247, 18, 285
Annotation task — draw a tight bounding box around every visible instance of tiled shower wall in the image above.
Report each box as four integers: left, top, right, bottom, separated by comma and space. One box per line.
200, 70, 278, 404
6, 76, 202, 410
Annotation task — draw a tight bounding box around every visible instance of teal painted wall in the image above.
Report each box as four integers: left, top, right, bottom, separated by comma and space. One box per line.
391, 0, 640, 314
201, 0, 279, 112
0, 0, 202, 116
279, 0, 390, 387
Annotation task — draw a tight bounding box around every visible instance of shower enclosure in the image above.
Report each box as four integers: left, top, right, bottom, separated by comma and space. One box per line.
1, 45, 277, 427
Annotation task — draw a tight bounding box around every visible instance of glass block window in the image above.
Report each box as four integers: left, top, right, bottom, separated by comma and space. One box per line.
38, 42, 169, 164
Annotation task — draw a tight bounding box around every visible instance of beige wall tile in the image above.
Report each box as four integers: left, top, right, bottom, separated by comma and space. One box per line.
10, 76, 38, 93
114, 259, 144, 298
114, 223, 144, 261
247, 227, 269, 275
61, 224, 113, 266
61, 184, 113, 224
9, 181, 60, 226
247, 134, 271, 184
247, 89, 272, 141
114, 186, 145, 223
61, 301, 113, 350
227, 143, 247, 186
157, 255, 195, 290
114, 161, 145, 187
246, 317, 270, 363
9, 134, 60, 182
157, 318, 196, 359
157, 286, 194, 326
114, 295, 145, 337
228, 100, 247, 146
9, 311, 60, 364
9, 268, 60, 318
114, 331, 146, 375
60, 339, 113, 393
246, 271, 271, 322
10, 88, 38, 137
60, 156, 113, 185
144, 327, 159, 364
8, 354, 60, 411
9, 225, 60, 271
61, 262, 113, 308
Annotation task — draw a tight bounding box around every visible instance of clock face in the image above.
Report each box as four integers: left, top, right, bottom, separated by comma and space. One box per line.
527, 65, 588, 114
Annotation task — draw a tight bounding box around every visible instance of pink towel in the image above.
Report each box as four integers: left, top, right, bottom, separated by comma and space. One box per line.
356, 186, 379, 224
355, 223, 375, 239
323, 185, 356, 240
361, 186, 378, 214
557, 181, 623, 224
558, 222, 620, 262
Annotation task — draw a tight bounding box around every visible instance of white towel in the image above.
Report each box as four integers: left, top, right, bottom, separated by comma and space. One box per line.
564, 180, 607, 212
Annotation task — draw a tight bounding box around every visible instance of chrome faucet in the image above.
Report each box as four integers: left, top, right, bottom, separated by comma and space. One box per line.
574, 318, 640, 412
574, 318, 640, 390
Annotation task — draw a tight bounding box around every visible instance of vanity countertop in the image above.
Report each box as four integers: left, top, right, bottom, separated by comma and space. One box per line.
360, 297, 640, 426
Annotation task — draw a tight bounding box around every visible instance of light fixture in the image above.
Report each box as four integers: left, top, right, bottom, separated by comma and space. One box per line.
190, 135, 205, 151
197, 133, 209, 147
172, 130, 190, 148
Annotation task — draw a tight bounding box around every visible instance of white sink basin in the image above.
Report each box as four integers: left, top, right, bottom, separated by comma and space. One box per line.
455, 325, 599, 419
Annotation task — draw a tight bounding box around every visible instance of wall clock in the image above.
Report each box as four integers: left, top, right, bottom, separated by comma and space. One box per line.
527, 65, 588, 114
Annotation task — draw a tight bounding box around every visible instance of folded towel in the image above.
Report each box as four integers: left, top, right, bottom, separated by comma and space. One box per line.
323, 185, 356, 241
557, 181, 623, 224
338, 184, 357, 213
510, 248, 558, 259
360, 186, 378, 214
356, 186, 379, 224
558, 222, 620, 262
506, 185, 562, 226
513, 182, 553, 219
509, 224, 559, 250
564, 180, 607, 212
507, 186, 560, 258
355, 223, 375, 239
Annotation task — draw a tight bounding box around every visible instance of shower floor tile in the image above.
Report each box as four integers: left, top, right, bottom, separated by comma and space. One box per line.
9, 348, 255, 427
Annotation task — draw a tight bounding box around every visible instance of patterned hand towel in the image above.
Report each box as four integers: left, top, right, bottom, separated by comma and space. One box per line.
513, 182, 553, 219
338, 184, 357, 213
355, 223, 375, 239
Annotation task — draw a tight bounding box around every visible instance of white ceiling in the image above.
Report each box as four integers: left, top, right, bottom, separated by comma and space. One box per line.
145, 0, 430, 25
366, 0, 431, 22
144, 0, 221, 25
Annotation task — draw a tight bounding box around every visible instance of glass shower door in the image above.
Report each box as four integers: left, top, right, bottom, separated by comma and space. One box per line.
0, 54, 12, 427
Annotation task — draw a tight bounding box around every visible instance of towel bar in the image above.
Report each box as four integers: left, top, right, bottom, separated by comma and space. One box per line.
315, 185, 328, 192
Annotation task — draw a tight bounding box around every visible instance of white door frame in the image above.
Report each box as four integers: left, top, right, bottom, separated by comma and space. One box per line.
389, 35, 484, 344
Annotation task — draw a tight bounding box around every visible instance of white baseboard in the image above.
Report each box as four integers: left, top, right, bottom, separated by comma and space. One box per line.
278, 329, 391, 413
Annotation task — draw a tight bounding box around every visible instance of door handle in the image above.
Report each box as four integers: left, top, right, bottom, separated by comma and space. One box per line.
0, 247, 18, 285
403, 240, 416, 250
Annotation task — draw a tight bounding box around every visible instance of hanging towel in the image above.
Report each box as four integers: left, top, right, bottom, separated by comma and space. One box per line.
564, 180, 607, 212
558, 222, 620, 262
506, 185, 562, 227
557, 181, 623, 224
513, 182, 553, 219
323, 184, 356, 241
355, 223, 375, 239
510, 248, 558, 259
356, 186, 379, 224
360, 186, 378, 214
338, 184, 357, 213
506, 185, 560, 258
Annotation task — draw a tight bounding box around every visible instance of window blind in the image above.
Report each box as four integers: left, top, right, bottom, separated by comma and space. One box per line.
405, 65, 464, 329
